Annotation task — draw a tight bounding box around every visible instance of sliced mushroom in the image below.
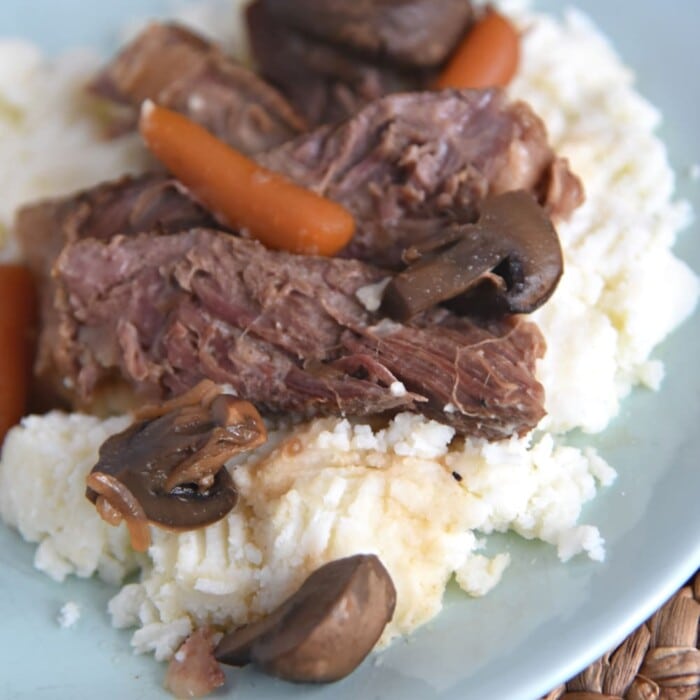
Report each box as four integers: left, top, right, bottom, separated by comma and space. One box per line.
380, 190, 564, 320
215, 554, 396, 683
85, 380, 267, 551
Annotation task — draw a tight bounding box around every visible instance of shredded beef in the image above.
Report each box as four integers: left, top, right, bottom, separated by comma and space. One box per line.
17, 87, 576, 433
247, 0, 474, 125
15, 174, 218, 400
248, 2, 388, 126
16, 174, 216, 280
263, 0, 474, 67
50, 230, 546, 440
247, 1, 416, 126
90, 22, 306, 153
258, 89, 583, 267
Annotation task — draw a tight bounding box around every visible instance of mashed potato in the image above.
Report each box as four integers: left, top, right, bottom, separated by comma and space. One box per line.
0, 412, 135, 583
0, 0, 697, 663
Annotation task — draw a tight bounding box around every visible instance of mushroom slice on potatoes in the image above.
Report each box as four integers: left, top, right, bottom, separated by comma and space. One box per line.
85, 379, 266, 551
216, 554, 397, 682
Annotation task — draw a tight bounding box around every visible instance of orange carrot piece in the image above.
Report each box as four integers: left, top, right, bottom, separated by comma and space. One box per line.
139, 101, 355, 256
0, 265, 36, 444
434, 10, 519, 90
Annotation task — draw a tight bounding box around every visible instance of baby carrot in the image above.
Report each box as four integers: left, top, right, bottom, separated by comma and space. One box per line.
434, 10, 519, 90
139, 101, 355, 256
0, 265, 37, 444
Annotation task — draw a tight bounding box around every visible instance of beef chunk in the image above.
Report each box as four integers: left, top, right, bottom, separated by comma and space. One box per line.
263, 0, 474, 67
247, 1, 407, 127
50, 230, 546, 440
247, 0, 474, 125
90, 23, 306, 154
16, 173, 216, 282
15, 174, 219, 401
258, 89, 583, 267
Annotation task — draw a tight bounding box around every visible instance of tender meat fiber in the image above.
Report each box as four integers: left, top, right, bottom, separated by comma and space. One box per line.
258, 89, 584, 267
249, 4, 384, 126
341, 312, 547, 437
51, 230, 546, 440
247, 0, 474, 125
247, 1, 414, 126
90, 22, 305, 153
15, 174, 219, 402
16, 174, 216, 281
263, 0, 474, 67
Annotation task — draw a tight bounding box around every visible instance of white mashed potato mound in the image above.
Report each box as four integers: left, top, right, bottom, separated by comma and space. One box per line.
0, 0, 697, 663
507, 7, 698, 432
0, 412, 135, 583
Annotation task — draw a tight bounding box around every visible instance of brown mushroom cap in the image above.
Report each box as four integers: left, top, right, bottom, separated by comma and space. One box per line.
86, 414, 239, 528
86, 380, 266, 550
215, 554, 397, 683
380, 190, 564, 320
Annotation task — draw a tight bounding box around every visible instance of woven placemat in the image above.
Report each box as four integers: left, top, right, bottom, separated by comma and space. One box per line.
542, 571, 700, 700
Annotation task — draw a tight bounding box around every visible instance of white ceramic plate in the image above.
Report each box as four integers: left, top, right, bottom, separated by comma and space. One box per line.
1, 2, 698, 699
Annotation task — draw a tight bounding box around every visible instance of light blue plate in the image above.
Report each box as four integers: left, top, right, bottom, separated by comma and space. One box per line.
1, 2, 699, 699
